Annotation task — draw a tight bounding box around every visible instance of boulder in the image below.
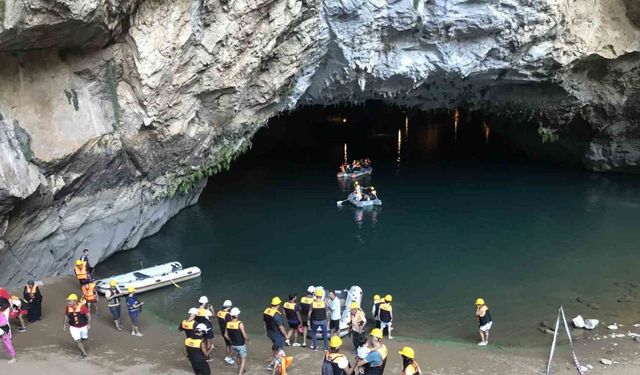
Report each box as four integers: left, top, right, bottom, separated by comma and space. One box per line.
584, 319, 599, 330
573, 315, 586, 329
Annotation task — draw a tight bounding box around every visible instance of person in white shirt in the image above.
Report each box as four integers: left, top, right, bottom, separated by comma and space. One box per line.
328, 290, 342, 336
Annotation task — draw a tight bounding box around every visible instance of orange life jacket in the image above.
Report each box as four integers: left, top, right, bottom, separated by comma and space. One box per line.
74, 263, 88, 280
81, 283, 97, 302
25, 285, 38, 299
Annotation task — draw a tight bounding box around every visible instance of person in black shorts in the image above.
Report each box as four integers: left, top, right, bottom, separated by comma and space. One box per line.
299, 286, 315, 348
283, 294, 302, 347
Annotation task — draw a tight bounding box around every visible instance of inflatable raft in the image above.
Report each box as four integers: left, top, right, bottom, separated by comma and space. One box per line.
347, 193, 382, 208
308, 285, 363, 339
95, 262, 201, 295
337, 167, 372, 179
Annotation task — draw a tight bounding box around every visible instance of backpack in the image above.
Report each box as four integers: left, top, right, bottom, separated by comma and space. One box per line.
321, 358, 335, 375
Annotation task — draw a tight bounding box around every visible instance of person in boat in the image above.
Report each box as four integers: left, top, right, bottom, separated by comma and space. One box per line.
328, 290, 341, 337
322, 336, 353, 375
369, 187, 379, 201
180, 308, 199, 338
73, 259, 91, 286
0, 305, 17, 364
195, 308, 215, 353
353, 184, 363, 201
371, 295, 382, 329
62, 293, 90, 359
23, 280, 42, 322
355, 328, 388, 375
217, 299, 235, 365
225, 307, 248, 375
81, 281, 99, 317
263, 297, 288, 355
105, 280, 123, 331
283, 294, 302, 347
126, 286, 144, 337
352, 160, 361, 171
399, 346, 422, 375
308, 288, 330, 351
349, 302, 367, 351
8, 297, 27, 333
379, 295, 393, 340
80, 249, 94, 276
299, 287, 315, 348
475, 298, 492, 346
185, 323, 211, 375
338, 163, 346, 174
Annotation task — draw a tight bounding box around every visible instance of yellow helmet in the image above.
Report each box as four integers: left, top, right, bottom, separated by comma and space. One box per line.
75, 259, 83, 265
127, 286, 135, 293
349, 302, 359, 309
315, 288, 325, 297
67, 293, 79, 301
329, 336, 343, 348
370, 328, 383, 339
373, 294, 381, 302
398, 346, 415, 359
384, 294, 393, 302
109, 280, 117, 287
475, 298, 485, 305
271, 296, 282, 306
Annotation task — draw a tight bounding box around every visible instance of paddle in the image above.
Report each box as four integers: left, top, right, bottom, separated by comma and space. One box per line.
168, 277, 182, 289
336, 199, 350, 206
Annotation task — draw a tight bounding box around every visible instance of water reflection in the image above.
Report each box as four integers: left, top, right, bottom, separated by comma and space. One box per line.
453, 108, 460, 142
343, 142, 348, 164
482, 121, 490, 145
396, 128, 402, 170
352, 205, 381, 228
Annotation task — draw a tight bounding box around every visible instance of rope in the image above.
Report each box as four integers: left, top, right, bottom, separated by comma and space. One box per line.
546, 306, 585, 375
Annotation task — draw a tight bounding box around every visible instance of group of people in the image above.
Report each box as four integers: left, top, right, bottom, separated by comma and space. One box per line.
0, 280, 43, 364
65, 249, 145, 359
352, 181, 379, 202
338, 158, 372, 174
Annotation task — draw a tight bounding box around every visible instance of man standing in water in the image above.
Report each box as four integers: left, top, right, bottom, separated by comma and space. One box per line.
126, 287, 144, 337
62, 293, 90, 359
23, 280, 42, 322
216, 299, 235, 365
328, 290, 342, 337
299, 286, 315, 348
475, 298, 492, 346
185, 324, 211, 375
105, 280, 123, 331
225, 307, 248, 375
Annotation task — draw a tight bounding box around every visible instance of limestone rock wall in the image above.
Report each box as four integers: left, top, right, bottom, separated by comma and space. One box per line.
0, 0, 639, 284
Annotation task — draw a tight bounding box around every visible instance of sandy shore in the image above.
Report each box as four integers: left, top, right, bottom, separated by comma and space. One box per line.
2, 277, 639, 374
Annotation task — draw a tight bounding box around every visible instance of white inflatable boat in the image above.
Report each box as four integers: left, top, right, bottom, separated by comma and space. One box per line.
95, 262, 201, 295
337, 167, 372, 179
347, 193, 382, 208
309, 285, 364, 338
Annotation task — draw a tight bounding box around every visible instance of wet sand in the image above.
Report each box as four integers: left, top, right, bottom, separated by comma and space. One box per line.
2, 277, 639, 374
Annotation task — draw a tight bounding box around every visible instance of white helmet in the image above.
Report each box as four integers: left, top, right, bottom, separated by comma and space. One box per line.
230, 307, 240, 316
223, 300, 232, 308
195, 323, 208, 332
307, 285, 316, 293
198, 296, 209, 304
188, 308, 198, 315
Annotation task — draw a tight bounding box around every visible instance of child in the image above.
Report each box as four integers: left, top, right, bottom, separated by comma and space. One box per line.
271, 344, 293, 375
0, 308, 17, 363
8, 297, 27, 332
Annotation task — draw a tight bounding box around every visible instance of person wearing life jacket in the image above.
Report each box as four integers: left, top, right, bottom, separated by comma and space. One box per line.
271, 344, 293, 375
185, 323, 211, 375
0, 304, 17, 364
217, 299, 235, 365
104, 280, 123, 331
307, 287, 330, 351
225, 307, 248, 375
355, 328, 388, 375
475, 297, 492, 346
264, 297, 288, 353
349, 302, 367, 351
23, 280, 43, 322
195, 308, 215, 354
372, 295, 382, 328
283, 294, 302, 347
62, 293, 90, 359
126, 287, 144, 337
379, 295, 393, 339
322, 336, 353, 375
198, 296, 215, 320
8, 297, 27, 333
80, 249, 94, 275
81, 281, 100, 317
179, 308, 199, 339
399, 346, 421, 375
299, 286, 315, 348
73, 259, 90, 285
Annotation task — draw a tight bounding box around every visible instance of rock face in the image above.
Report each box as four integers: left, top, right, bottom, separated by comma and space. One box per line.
1, 0, 639, 285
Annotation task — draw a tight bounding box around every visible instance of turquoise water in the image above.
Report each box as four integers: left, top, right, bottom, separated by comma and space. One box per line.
97, 105, 640, 347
